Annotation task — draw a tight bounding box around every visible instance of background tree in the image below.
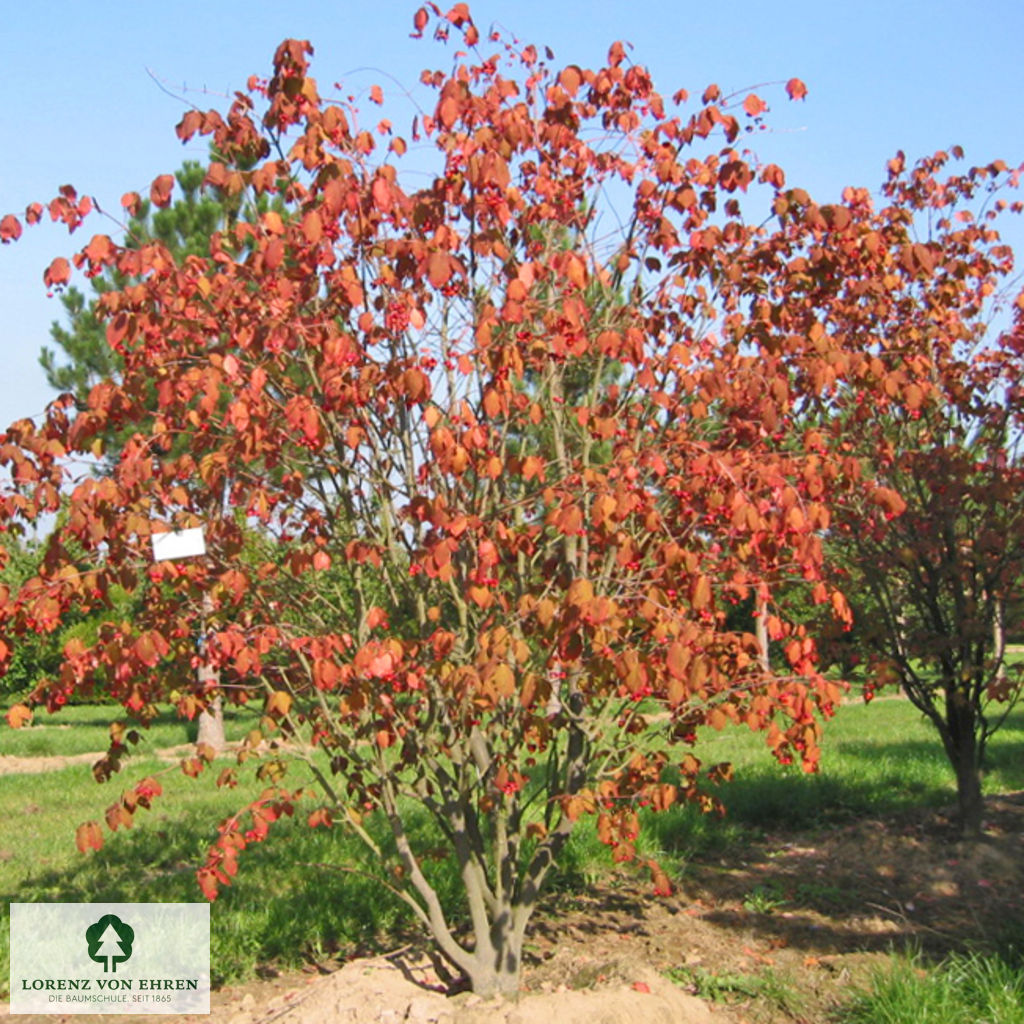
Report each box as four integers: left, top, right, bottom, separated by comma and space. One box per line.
0, 6, 932, 997
772, 151, 1024, 835
846, 387, 1024, 835
37, 159, 270, 748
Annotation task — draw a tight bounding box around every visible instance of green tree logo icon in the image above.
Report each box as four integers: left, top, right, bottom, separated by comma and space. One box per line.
85, 914, 134, 973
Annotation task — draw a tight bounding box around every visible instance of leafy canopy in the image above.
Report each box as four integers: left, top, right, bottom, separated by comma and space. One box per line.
0, 2, 948, 995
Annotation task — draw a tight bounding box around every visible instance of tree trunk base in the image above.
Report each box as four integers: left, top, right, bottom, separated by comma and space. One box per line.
195, 696, 226, 751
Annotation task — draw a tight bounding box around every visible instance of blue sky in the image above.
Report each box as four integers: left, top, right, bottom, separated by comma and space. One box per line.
2, 0, 1023, 425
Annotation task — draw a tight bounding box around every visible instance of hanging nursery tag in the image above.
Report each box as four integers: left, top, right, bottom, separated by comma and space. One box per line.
151, 527, 206, 561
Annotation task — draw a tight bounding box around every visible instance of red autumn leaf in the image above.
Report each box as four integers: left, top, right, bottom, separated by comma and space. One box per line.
369, 84, 384, 105
372, 177, 394, 213
176, 109, 202, 141
43, 256, 71, 288
314, 657, 341, 690
0, 214, 22, 242
872, 487, 907, 517
438, 95, 459, 129
707, 707, 729, 731
82, 233, 114, 265
302, 210, 323, 244
830, 590, 852, 625
367, 650, 396, 678
150, 173, 175, 208
134, 632, 165, 667
648, 859, 673, 897
75, 821, 104, 854
366, 606, 389, 629
760, 163, 786, 188
105, 802, 133, 832
743, 93, 767, 117
559, 66, 582, 97
266, 691, 293, 718
491, 663, 516, 698
426, 251, 452, 288
690, 575, 712, 610
785, 77, 808, 100
665, 647, 690, 691
264, 237, 285, 270
136, 777, 163, 802
650, 784, 678, 812
308, 808, 333, 828
196, 868, 220, 901
6, 703, 32, 729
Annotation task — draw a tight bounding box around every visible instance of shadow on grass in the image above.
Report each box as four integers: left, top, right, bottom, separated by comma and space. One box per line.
635, 744, 1024, 973
636, 765, 950, 857
684, 809, 1024, 967
714, 766, 951, 830
1, 810, 438, 988
669, 712, 1024, 840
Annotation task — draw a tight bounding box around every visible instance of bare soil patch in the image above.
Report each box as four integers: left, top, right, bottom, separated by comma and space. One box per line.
5, 793, 1023, 1023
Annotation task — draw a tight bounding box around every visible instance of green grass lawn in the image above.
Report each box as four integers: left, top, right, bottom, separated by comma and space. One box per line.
558, 698, 1024, 879
840, 949, 1024, 1024
0, 702, 259, 758
2, 696, 1022, 1002
696, 698, 1024, 828
0, 750, 422, 992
